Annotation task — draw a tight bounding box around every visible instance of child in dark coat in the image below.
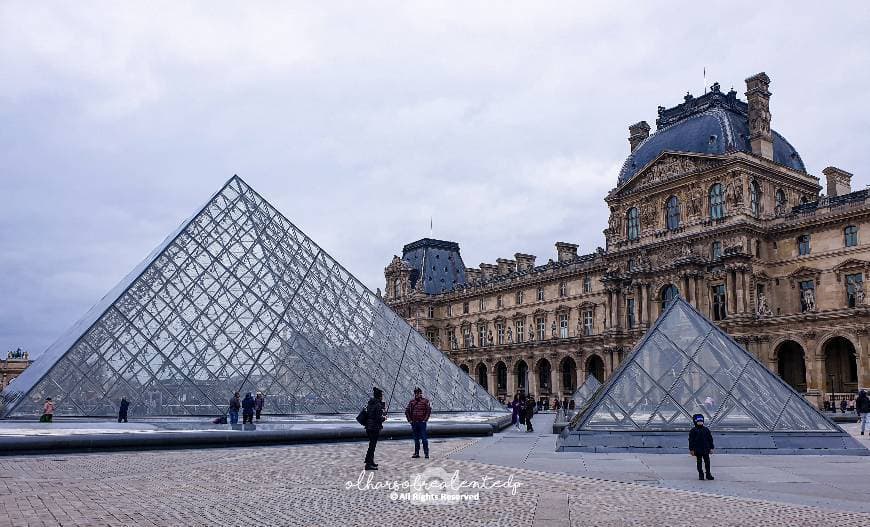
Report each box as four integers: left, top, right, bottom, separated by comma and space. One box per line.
689, 414, 715, 481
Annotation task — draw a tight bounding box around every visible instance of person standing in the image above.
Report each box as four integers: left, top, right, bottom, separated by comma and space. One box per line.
553, 399, 561, 414
118, 397, 130, 423
364, 387, 386, 471
840, 398, 848, 414
856, 390, 870, 435
509, 394, 521, 430
241, 392, 255, 424
524, 395, 535, 432
689, 414, 715, 481
41, 398, 54, 423
228, 392, 241, 425
405, 387, 431, 459
254, 392, 265, 420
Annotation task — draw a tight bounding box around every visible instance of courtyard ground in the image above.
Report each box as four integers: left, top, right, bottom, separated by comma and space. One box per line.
1, 413, 869, 526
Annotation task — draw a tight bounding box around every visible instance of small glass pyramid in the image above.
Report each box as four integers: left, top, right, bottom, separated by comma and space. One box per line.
1, 177, 502, 417
570, 297, 837, 433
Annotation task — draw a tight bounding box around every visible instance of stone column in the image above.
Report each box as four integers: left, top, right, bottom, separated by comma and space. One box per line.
643, 283, 651, 325
528, 361, 539, 400
506, 363, 515, 397
724, 270, 733, 316
487, 367, 497, 397
605, 290, 612, 329
551, 362, 563, 400
858, 331, 870, 391
635, 283, 644, 326
694, 275, 702, 312
736, 269, 747, 314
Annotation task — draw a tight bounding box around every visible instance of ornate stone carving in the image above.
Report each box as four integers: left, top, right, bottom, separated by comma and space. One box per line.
608, 209, 622, 235
756, 292, 772, 318
639, 155, 718, 187
802, 287, 816, 312
725, 174, 744, 207
686, 184, 703, 217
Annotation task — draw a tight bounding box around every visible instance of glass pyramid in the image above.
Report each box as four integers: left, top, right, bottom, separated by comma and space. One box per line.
570, 375, 601, 412
570, 297, 838, 433
1, 176, 503, 418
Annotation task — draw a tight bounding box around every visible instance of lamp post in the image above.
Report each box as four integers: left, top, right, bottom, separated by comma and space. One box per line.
828, 374, 835, 412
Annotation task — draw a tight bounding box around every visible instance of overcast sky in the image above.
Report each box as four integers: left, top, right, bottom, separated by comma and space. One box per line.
2, 2, 869, 358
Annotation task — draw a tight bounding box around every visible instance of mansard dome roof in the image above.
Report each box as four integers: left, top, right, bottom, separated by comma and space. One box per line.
617, 84, 806, 185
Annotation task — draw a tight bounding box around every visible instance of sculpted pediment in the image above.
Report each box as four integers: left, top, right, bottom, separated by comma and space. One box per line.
832, 259, 870, 281
614, 152, 722, 197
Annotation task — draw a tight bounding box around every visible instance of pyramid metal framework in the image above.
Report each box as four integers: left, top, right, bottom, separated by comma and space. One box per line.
570, 375, 601, 412
1, 177, 503, 418
570, 298, 839, 433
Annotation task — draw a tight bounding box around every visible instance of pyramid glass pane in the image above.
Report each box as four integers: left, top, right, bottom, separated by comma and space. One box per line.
571, 375, 601, 410
570, 298, 840, 433
1, 177, 503, 418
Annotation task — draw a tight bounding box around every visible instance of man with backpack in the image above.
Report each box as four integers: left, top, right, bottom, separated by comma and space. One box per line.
405, 387, 432, 459
362, 387, 386, 471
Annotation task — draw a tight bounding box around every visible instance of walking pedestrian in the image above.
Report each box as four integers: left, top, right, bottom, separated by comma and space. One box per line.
689, 414, 715, 481
405, 387, 431, 459
524, 395, 535, 432
840, 399, 848, 414
509, 394, 521, 430
856, 390, 870, 435
241, 392, 255, 424
118, 397, 129, 423
254, 392, 265, 420
41, 397, 54, 423
228, 392, 241, 425
364, 387, 386, 471
554, 399, 561, 413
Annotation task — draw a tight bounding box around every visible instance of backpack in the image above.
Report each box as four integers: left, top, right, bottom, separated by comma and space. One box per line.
356, 406, 368, 426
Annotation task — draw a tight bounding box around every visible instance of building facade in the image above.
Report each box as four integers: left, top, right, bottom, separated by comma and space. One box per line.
385, 72, 869, 410
1, 349, 32, 391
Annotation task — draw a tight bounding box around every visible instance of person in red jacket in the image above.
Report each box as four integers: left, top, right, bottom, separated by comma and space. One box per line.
405, 387, 432, 459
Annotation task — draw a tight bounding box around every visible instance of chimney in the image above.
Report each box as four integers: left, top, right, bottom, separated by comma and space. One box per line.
628, 121, 650, 152
555, 242, 579, 262
496, 258, 516, 275
745, 72, 773, 160
465, 268, 482, 283
823, 166, 853, 197
479, 263, 498, 280
514, 253, 536, 272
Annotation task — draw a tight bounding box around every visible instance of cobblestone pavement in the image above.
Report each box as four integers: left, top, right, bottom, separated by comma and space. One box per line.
1, 438, 869, 526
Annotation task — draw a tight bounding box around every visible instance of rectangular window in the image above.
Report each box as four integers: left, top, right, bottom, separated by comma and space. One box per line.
479, 298, 486, 311
799, 280, 815, 312
496, 295, 503, 308
515, 290, 524, 305
712, 284, 727, 320
425, 329, 437, 345
536, 316, 546, 340
515, 319, 525, 343
496, 322, 505, 345
847, 273, 863, 308
583, 275, 592, 293
447, 304, 453, 317
462, 302, 469, 314
477, 324, 487, 346
798, 234, 811, 256
559, 313, 568, 338
559, 282, 567, 297
537, 286, 545, 302
845, 226, 858, 247
583, 310, 593, 336
462, 327, 472, 348
427, 305, 434, 318
626, 298, 635, 328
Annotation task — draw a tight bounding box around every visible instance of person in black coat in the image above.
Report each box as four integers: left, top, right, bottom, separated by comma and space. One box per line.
689, 414, 714, 480
856, 390, 870, 435
241, 392, 255, 424
118, 397, 130, 423
364, 387, 387, 471
524, 395, 535, 432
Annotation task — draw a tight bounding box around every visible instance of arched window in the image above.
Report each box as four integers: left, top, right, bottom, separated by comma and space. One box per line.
709, 183, 725, 219
666, 195, 680, 230
750, 180, 761, 216
393, 279, 401, 298
775, 188, 786, 211
844, 225, 858, 247
477, 364, 488, 390
626, 207, 639, 240
661, 284, 679, 310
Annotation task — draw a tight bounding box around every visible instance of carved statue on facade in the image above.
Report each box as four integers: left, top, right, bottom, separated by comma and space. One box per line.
507, 327, 513, 344
529, 324, 536, 342
487, 330, 494, 346
640, 201, 655, 226
551, 321, 557, 339
756, 292, 772, 318
802, 287, 816, 312
637, 250, 652, 270
857, 286, 865, 306
686, 185, 702, 217
725, 176, 744, 207
608, 210, 622, 234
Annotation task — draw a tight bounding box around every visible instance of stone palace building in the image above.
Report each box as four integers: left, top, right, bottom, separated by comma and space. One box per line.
384, 72, 869, 409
